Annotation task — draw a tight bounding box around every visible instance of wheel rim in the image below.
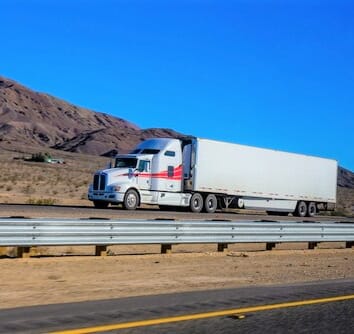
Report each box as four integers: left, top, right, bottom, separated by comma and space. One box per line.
127, 193, 137, 208
193, 198, 201, 210
298, 201, 307, 217
308, 203, 316, 216
205, 194, 217, 213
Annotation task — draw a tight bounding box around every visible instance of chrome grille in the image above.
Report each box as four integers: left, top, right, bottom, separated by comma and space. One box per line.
93, 173, 106, 191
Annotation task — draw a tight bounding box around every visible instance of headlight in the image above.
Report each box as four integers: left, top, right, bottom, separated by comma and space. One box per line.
110, 185, 121, 192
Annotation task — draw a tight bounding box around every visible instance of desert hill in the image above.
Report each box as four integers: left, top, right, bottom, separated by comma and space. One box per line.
338, 167, 354, 189
0, 75, 181, 155
0, 74, 353, 191
0, 75, 353, 215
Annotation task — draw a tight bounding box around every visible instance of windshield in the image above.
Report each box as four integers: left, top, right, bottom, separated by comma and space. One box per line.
114, 157, 137, 168
129, 148, 160, 154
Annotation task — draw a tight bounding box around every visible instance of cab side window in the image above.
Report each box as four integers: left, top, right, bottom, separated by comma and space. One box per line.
138, 160, 150, 172
164, 151, 176, 157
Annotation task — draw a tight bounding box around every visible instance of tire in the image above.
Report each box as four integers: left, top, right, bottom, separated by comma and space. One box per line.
204, 194, 218, 213
295, 201, 307, 217
190, 193, 203, 213
93, 201, 109, 209
123, 189, 139, 210
307, 202, 317, 217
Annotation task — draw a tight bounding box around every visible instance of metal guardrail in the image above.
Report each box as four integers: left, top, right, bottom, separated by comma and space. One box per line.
1, 218, 354, 247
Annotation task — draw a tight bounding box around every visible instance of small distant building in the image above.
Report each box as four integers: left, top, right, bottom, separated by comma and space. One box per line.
49, 158, 65, 164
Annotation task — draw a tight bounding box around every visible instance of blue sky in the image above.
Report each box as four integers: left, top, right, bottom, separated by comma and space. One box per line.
1, 0, 353, 170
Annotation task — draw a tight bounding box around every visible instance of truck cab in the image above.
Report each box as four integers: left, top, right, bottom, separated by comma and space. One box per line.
88, 138, 191, 209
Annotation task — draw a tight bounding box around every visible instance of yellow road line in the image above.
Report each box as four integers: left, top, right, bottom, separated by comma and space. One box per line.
50, 294, 354, 334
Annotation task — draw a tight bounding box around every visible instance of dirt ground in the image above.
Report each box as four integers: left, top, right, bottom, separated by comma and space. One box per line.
1, 243, 354, 310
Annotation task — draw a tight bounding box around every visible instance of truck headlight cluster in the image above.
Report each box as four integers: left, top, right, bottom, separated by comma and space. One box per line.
110, 185, 121, 192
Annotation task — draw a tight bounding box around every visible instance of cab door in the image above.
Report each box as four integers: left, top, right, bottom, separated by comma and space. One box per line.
136, 159, 151, 190
162, 150, 183, 192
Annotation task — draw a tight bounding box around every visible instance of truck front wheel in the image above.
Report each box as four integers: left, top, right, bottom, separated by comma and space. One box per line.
123, 189, 139, 210
190, 193, 203, 213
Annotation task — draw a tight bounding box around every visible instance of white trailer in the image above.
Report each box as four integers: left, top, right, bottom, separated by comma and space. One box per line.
88, 137, 337, 217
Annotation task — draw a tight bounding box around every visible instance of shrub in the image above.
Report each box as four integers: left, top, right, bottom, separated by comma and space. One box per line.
28, 152, 52, 162
26, 198, 56, 205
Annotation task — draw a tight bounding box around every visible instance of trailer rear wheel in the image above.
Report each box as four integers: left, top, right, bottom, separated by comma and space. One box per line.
307, 202, 317, 217
123, 189, 139, 210
295, 201, 307, 217
190, 193, 203, 213
204, 194, 218, 213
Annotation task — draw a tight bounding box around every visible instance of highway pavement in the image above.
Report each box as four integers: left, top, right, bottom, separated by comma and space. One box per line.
0, 279, 353, 333
0, 203, 351, 222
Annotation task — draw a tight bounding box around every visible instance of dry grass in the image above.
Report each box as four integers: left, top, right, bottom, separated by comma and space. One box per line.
0, 146, 108, 206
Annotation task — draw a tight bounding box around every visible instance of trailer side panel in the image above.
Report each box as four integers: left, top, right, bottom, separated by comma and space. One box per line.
192, 139, 337, 203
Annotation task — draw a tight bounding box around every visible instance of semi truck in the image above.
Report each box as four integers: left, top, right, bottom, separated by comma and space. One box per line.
88, 137, 337, 217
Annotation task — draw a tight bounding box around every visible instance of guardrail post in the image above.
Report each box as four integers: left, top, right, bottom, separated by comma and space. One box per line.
308, 242, 318, 250
17, 247, 32, 258
0, 247, 20, 258
161, 244, 172, 254
346, 242, 354, 249
95, 246, 107, 256
217, 243, 228, 252
266, 243, 276, 251
0, 247, 7, 257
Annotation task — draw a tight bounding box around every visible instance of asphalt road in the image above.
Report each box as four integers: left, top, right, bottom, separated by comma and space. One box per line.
1, 279, 353, 334
0, 203, 351, 222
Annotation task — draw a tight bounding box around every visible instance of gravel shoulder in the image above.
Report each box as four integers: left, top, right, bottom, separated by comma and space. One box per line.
1, 244, 354, 310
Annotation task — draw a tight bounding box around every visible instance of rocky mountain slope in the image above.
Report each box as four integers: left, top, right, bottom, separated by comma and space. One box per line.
338, 167, 354, 189
0, 75, 181, 155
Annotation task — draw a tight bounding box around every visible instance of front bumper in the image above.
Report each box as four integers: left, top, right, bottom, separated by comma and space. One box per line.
88, 191, 125, 203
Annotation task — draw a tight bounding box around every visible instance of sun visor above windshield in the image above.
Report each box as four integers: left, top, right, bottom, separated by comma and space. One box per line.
131, 138, 181, 154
